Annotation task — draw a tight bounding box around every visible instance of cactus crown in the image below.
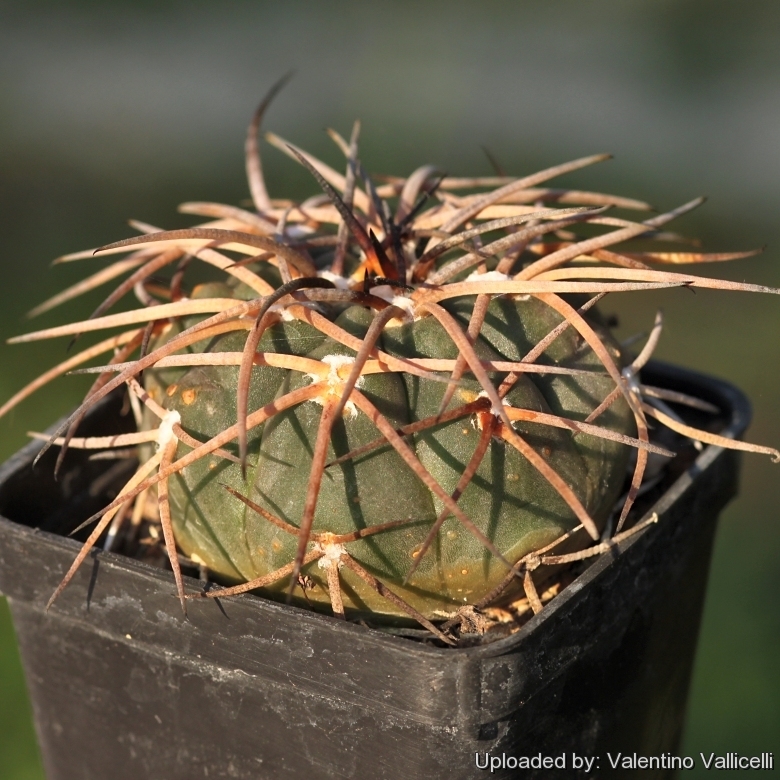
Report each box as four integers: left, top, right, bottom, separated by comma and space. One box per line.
5, 79, 778, 644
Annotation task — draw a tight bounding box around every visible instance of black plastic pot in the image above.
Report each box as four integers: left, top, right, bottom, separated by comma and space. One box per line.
0, 362, 749, 780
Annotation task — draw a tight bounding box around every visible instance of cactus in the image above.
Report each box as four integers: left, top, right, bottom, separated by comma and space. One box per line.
5, 81, 779, 640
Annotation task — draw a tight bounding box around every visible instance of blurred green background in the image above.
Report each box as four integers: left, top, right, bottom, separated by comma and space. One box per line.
0, 2, 778, 777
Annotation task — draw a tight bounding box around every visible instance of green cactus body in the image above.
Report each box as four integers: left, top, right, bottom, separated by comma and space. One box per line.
148, 284, 633, 621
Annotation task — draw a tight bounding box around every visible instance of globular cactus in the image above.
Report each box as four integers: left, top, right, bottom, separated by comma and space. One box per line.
6, 80, 779, 641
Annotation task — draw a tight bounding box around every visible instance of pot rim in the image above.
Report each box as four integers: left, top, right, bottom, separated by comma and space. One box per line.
0, 359, 751, 660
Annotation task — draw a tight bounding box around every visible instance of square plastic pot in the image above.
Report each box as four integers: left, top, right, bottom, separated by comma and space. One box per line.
0, 361, 749, 779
